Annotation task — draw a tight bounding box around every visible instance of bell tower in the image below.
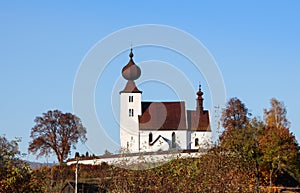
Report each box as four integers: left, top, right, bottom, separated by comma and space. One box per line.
119, 49, 142, 152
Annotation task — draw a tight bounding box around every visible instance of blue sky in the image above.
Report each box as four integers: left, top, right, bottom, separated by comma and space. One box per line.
1, 1, 299, 163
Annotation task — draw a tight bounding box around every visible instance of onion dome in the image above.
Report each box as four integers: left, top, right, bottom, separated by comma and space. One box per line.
122, 49, 141, 81
120, 49, 142, 93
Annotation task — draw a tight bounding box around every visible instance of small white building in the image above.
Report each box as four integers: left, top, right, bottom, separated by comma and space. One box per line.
120, 49, 211, 153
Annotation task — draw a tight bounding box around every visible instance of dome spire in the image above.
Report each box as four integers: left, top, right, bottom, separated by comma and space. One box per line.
120, 48, 142, 93
197, 83, 203, 99
196, 83, 204, 113
129, 48, 134, 59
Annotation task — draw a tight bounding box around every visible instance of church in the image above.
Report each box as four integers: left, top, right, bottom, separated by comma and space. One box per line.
120, 49, 211, 153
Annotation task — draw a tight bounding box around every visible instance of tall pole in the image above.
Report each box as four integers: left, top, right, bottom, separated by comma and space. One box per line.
75, 159, 78, 193
75, 152, 79, 193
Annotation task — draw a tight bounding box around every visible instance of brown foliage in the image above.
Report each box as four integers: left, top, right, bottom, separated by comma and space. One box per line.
26, 98, 300, 192
28, 110, 87, 165
221, 97, 249, 131
32, 148, 299, 192
220, 97, 300, 190
72, 150, 253, 192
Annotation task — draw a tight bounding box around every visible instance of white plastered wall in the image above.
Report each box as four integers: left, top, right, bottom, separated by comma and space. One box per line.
139, 130, 188, 152
190, 131, 212, 149
120, 93, 141, 153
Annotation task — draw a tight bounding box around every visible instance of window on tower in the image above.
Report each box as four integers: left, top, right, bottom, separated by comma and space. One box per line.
129, 96, 133, 102
195, 138, 199, 147
129, 109, 134, 117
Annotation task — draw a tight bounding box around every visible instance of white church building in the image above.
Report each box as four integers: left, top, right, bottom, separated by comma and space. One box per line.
120, 49, 212, 153
67, 49, 212, 166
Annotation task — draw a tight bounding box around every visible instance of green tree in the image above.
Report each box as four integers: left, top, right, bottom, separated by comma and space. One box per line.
0, 136, 43, 193
222, 118, 264, 192
220, 97, 300, 191
28, 110, 87, 165
260, 98, 298, 191
221, 113, 264, 192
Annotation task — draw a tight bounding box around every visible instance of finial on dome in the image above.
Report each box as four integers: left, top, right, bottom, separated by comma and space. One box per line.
197, 83, 203, 99
129, 48, 134, 59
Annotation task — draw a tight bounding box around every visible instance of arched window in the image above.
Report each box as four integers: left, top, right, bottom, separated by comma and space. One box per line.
172, 132, 176, 148
195, 138, 199, 147
149, 132, 153, 144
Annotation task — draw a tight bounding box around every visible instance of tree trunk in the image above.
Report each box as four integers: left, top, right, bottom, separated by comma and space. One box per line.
269, 168, 273, 193
255, 161, 260, 193
57, 153, 64, 165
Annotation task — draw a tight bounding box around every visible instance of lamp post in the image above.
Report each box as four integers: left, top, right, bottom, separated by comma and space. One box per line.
75, 152, 79, 193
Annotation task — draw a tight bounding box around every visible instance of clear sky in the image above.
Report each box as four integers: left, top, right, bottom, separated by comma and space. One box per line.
1, 1, 299, 163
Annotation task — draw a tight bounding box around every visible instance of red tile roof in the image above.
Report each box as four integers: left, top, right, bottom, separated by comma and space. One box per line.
139, 102, 210, 131
187, 110, 211, 131
120, 80, 142, 93
139, 102, 187, 130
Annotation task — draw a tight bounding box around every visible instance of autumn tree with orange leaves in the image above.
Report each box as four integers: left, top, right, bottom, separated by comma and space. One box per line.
260, 98, 299, 191
28, 110, 87, 165
220, 98, 262, 192
220, 97, 299, 192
